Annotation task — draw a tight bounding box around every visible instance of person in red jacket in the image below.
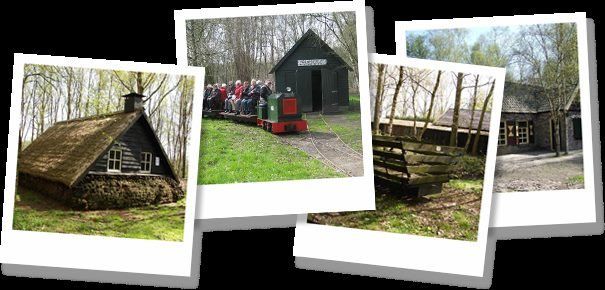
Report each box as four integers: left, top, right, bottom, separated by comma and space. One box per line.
219, 83, 228, 105
228, 80, 243, 113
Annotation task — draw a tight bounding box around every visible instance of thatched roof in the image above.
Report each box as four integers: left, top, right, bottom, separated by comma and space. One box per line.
434, 108, 491, 132
18, 110, 143, 187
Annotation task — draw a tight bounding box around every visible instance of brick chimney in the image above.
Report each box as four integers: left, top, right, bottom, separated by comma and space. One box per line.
122, 93, 145, 112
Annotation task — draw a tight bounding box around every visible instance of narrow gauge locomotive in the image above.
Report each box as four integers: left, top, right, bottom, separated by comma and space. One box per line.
215, 87, 308, 134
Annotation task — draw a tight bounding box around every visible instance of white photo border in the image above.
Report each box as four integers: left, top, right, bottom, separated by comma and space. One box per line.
174, 0, 376, 219
0, 54, 205, 277
294, 54, 506, 278
394, 12, 597, 229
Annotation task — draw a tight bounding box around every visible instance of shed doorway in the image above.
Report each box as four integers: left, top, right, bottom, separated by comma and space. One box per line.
311, 70, 323, 112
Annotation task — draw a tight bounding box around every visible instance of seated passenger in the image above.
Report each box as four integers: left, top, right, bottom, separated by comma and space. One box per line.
241, 79, 256, 115
229, 80, 243, 114
208, 84, 220, 110
203, 84, 213, 110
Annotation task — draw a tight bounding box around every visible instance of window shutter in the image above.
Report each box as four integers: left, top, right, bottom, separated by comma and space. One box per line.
506, 120, 517, 145
528, 120, 535, 144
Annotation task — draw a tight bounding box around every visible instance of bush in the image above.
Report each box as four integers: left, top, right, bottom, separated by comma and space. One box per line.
451, 155, 485, 179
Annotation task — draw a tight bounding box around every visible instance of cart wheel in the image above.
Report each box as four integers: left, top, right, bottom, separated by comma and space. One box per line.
267, 123, 272, 133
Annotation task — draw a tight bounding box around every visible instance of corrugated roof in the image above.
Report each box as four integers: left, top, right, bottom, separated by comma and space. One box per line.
434, 108, 491, 132
18, 110, 143, 187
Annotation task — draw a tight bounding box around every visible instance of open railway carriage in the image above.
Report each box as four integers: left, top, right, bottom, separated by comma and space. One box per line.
372, 135, 464, 196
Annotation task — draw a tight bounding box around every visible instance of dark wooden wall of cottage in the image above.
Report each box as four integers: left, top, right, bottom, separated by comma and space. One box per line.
89, 117, 173, 177
273, 36, 349, 112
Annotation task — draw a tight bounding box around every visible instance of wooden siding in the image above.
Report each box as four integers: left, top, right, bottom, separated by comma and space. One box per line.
273, 36, 350, 112
90, 118, 172, 176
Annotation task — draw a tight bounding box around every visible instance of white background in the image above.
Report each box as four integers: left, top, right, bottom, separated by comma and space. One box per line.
174, 0, 377, 220
1, 54, 204, 277
295, 55, 506, 277
394, 13, 597, 229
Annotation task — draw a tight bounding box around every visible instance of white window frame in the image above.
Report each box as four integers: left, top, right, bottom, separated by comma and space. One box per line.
107, 148, 122, 172
140, 152, 152, 173
517, 121, 529, 145
498, 121, 507, 146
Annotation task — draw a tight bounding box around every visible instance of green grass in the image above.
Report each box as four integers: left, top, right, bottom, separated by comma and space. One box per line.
198, 118, 342, 185
304, 107, 363, 153
448, 179, 483, 193
567, 175, 584, 185
12, 189, 185, 241
309, 179, 483, 241
349, 95, 360, 111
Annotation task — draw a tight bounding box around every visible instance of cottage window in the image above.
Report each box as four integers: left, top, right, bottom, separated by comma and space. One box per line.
498, 121, 507, 146
141, 152, 152, 173
517, 121, 529, 144
107, 149, 122, 172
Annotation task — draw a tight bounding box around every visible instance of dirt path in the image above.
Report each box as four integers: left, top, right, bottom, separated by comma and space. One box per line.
279, 130, 364, 177
494, 150, 584, 192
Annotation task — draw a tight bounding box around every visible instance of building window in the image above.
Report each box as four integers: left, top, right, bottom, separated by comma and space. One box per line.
572, 118, 582, 140
107, 149, 122, 172
517, 121, 529, 144
498, 121, 507, 146
141, 152, 152, 173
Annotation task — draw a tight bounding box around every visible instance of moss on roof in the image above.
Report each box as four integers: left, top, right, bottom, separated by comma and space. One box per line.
18, 110, 143, 187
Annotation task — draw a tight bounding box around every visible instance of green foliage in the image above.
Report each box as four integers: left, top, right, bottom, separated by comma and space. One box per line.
309, 179, 483, 241
406, 33, 430, 59
451, 155, 486, 179
13, 189, 185, 241
198, 119, 343, 185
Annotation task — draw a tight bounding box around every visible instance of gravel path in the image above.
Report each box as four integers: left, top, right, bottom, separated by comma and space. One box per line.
279, 130, 364, 177
494, 150, 584, 192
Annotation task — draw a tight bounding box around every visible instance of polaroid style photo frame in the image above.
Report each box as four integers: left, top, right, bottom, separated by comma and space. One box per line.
174, 0, 375, 221
1, 54, 204, 277
294, 54, 506, 287
395, 13, 602, 237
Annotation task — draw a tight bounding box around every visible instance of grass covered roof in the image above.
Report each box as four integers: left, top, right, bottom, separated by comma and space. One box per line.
18, 110, 143, 187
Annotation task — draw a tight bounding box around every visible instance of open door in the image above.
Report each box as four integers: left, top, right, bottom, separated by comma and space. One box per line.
321, 69, 339, 114
296, 70, 312, 112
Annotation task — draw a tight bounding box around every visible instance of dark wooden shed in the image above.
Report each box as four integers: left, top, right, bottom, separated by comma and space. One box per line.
269, 29, 352, 114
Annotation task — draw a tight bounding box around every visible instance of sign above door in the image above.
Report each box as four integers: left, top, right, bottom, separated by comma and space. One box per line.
298, 59, 327, 66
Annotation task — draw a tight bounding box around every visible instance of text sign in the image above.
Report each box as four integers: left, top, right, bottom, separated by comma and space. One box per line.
297, 59, 327, 66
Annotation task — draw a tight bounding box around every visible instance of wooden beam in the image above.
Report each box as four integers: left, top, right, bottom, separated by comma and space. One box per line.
406, 164, 452, 174
405, 154, 455, 165
408, 173, 450, 185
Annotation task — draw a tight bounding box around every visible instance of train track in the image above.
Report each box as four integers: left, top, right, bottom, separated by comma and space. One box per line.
317, 113, 363, 159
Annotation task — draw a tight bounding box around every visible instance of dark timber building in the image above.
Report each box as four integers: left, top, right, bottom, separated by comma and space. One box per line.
17, 93, 184, 210
269, 29, 352, 114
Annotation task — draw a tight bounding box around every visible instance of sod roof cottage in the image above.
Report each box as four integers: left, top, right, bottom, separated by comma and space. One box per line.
17, 93, 184, 210
497, 82, 582, 155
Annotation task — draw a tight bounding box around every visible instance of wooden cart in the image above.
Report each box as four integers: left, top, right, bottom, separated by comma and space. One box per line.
372, 135, 465, 196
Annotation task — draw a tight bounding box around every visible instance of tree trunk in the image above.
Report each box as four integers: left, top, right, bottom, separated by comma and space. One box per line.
386, 67, 405, 135
372, 64, 386, 134
464, 75, 479, 151
449, 72, 464, 147
471, 81, 494, 155
418, 70, 442, 141
553, 116, 561, 157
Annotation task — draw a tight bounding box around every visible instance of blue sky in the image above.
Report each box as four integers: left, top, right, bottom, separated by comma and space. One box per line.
407, 25, 521, 46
